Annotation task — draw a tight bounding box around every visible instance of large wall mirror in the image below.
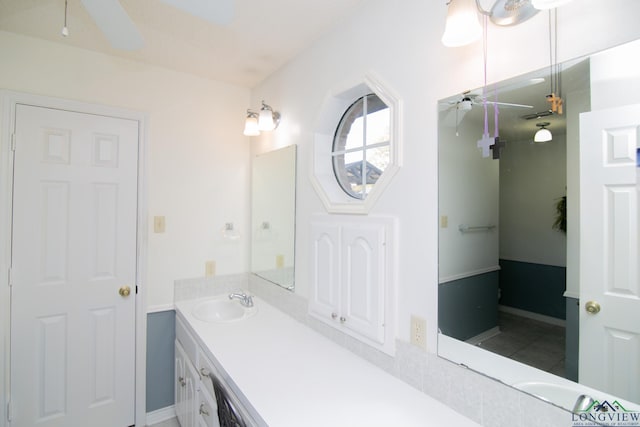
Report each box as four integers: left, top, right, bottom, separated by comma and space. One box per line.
251, 145, 297, 290
438, 39, 640, 412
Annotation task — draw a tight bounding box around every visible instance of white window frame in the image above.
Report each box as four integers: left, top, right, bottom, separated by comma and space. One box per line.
310, 73, 403, 214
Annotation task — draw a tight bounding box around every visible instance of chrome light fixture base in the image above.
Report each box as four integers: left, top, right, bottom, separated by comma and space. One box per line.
490, 0, 539, 26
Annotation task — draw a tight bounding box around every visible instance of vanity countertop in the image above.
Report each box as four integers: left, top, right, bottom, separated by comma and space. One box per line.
175, 296, 480, 427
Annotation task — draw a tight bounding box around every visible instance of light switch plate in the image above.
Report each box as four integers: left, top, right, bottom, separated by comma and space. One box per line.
205, 260, 216, 277
153, 216, 166, 233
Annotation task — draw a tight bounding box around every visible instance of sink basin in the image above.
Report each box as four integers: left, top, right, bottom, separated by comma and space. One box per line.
192, 297, 257, 323
513, 381, 586, 409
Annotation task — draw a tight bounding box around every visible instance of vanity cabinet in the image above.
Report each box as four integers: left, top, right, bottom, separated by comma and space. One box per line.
176, 317, 220, 427
309, 216, 395, 352
176, 315, 259, 427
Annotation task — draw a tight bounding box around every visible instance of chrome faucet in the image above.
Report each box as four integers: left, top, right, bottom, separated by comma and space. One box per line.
228, 291, 254, 307
573, 394, 595, 414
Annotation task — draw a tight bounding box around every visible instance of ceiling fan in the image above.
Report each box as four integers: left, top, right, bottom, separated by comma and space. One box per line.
78, 0, 235, 50
444, 91, 534, 112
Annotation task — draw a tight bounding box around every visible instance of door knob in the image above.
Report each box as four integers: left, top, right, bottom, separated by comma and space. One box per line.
585, 301, 601, 314
119, 285, 131, 297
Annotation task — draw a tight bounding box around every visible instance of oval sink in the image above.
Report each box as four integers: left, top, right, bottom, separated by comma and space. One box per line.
513, 381, 586, 409
192, 297, 257, 323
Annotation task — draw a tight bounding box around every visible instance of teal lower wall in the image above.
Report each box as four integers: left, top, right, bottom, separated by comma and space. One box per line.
146, 310, 176, 412
499, 259, 566, 320
565, 297, 579, 382
438, 271, 499, 341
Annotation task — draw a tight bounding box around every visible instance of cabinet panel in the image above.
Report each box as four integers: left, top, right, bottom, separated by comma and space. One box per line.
342, 224, 385, 344
309, 222, 341, 320
309, 216, 394, 351
175, 340, 198, 427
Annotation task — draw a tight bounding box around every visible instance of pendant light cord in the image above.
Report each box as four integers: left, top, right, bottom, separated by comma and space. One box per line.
482, 14, 489, 137
548, 9, 561, 97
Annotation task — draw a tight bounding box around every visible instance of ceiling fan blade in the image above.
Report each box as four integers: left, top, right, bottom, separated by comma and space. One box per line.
485, 100, 533, 109
81, 0, 143, 50
159, 0, 235, 25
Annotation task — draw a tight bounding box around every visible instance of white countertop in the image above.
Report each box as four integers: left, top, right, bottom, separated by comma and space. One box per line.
175, 296, 480, 427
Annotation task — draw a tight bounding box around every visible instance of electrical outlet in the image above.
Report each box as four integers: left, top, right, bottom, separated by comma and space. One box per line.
410, 315, 427, 349
205, 260, 216, 277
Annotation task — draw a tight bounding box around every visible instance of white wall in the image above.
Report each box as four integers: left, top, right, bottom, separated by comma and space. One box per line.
248, 0, 640, 352
0, 31, 251, 309
499, 135, 567, 267
438, 113, 499, 281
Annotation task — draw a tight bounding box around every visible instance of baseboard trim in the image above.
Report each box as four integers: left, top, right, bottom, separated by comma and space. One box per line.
465, 326, 501, 345
499, 305, 566, 327
145, 405, 176, 426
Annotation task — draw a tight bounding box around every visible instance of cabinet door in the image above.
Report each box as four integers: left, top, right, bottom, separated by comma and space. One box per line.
309, 222, 341, 321
184, 354, 199, 427
175, 341, 187, 426
175, 340, 198, 427
341, 223, 386, 344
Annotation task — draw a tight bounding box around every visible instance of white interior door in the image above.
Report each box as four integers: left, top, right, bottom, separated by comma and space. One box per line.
10, 104, 139, 426
579, 104, 640, 403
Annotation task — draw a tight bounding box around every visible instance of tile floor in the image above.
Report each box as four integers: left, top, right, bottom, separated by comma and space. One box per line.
475, 311, 566, 378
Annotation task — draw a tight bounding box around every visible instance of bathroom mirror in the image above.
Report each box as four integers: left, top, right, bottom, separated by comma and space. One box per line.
251, 145, 297, 290
438, 39, 640, 412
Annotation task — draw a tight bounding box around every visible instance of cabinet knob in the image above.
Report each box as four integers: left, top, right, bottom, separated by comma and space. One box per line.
200, 367, 210, 377
178, 376, 186, 387
199, 403, 210, 416
340, 316, 346, 323
331, 313, 337, 320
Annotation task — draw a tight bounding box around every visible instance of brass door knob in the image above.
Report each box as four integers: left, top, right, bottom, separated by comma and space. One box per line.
585, 301, 601, 314
119, 285, 131, 297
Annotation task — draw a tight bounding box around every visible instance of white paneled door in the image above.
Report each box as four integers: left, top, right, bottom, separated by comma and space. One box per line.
10, 104, 139, 427
579, 104, 640, 403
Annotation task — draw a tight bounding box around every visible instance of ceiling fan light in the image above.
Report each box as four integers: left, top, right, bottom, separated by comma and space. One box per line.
441, 0, 482, 47
534, 127, 552, 142
531, 0, 574, 9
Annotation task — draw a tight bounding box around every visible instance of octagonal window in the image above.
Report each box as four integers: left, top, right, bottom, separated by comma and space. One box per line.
332, 94, 390, 199
310, 74, 402, 214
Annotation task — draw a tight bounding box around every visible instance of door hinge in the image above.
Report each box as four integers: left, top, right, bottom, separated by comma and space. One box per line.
7, 267, 12, 287
7, 399, 13, 422
10, 133, 16, 152
135, 285, 138, 294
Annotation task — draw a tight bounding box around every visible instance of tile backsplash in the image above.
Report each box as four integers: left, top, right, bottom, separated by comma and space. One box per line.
175, 273, 572, 427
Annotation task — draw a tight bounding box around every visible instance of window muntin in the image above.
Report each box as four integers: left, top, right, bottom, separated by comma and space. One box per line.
332, 94, 390, 199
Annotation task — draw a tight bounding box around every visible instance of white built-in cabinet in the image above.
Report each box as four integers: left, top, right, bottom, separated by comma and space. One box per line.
175, 317, 221, 427
175, 340, 199, 427
309, 215, 396, 354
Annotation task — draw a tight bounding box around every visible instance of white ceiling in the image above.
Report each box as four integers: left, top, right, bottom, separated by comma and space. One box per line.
0, 0, 367, 88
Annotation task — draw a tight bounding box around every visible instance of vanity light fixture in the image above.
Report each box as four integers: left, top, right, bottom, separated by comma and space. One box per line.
243, 101, 281, 136
258, 101, 280, 131
531, 0, 574, 9
243, 110, 260, 136
534, 122, 552, 142
442, 0, 574, 47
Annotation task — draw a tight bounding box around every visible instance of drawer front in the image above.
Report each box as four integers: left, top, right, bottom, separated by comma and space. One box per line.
176, 316, 198, 364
